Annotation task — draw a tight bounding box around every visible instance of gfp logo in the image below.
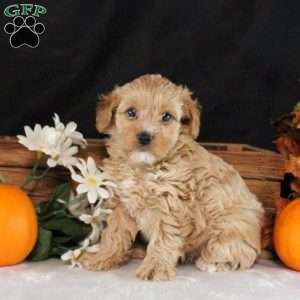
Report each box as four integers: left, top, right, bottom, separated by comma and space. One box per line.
3, 4, 47, 48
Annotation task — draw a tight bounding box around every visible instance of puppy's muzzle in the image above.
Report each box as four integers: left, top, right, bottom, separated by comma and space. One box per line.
137, 131, 152, 146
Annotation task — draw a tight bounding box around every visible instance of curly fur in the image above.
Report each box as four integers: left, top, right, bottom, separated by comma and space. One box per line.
79, 74, 265, 281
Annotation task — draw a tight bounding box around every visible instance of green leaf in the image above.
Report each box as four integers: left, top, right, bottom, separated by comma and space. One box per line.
39, 209, 69, 222
42, 217, 91, 242
36, 183, 71, 216
27, 227, 52, 261
52, 235, 73, 244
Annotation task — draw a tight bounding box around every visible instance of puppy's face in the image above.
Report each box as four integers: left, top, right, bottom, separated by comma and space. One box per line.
115, 84, 182, 164
96, 75, 201, 165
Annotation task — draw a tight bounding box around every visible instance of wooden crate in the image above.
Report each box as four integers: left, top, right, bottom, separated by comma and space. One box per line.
0, 137, 284, 212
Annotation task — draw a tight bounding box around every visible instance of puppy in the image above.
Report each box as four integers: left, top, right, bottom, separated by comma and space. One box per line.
79, 74, 265, 280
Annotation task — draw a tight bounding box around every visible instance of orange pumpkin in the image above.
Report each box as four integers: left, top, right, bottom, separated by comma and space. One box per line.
274, 198, 300, 271
0, 185, 38, 266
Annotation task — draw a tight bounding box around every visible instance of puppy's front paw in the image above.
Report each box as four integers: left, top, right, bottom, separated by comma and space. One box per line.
78, 252, 121, 271
135, 258, 176, 281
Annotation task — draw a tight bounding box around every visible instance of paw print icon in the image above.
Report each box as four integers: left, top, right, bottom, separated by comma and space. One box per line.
4, 16, 45, 48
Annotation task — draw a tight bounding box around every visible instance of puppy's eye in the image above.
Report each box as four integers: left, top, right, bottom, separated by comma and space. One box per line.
126, 107, 137, 119
161, 112, 173, 123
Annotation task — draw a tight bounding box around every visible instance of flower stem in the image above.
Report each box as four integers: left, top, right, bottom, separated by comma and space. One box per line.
0, 173, 7, 184
21, 158, 51, 189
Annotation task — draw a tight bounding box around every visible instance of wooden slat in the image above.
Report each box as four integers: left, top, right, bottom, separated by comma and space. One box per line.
208, 151, 284, 180
201, 142, 275, 153
0, 136, 38, 168
246, 179, 280, 208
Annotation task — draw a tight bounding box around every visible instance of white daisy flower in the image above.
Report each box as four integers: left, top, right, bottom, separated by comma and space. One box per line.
46, 136, 79, 168
61, 238, 101, 267
70, 157, 114, 204
17, 124, 53, 153
17, 123, 80, 168
61, 248, 83, 268
53, 113, 87, 148
79, 206, 111, 243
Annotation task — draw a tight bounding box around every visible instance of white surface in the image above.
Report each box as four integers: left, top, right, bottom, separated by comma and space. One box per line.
0, 259, 300, 300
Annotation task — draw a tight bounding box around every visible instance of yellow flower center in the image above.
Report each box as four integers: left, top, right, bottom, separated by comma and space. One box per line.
87, 178, 98, 186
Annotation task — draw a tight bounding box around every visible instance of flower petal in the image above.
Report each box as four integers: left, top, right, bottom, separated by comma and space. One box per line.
24, 126, 34, 138
81, 238, 90, 249
61, 250, 73, 261
97, 187, 110, 199
87, 157, 97, 174
73, 248, 82, 258
87, 189, 98, 204
72, 174, 85, 184
47, 158, 57, 168
89, 223, 101, 243
65, 121, 77, 133
77, 183, 89, 194
79, 214, 93, 224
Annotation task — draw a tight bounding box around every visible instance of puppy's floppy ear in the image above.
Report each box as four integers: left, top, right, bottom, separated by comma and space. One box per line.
181, 89, 202, 139
96, 91, 120, 134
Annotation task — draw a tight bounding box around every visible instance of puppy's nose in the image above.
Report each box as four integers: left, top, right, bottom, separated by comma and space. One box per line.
137, 131, 152, 146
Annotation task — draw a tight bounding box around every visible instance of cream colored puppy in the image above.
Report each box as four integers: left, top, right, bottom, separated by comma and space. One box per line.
79, 74, 264, 281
